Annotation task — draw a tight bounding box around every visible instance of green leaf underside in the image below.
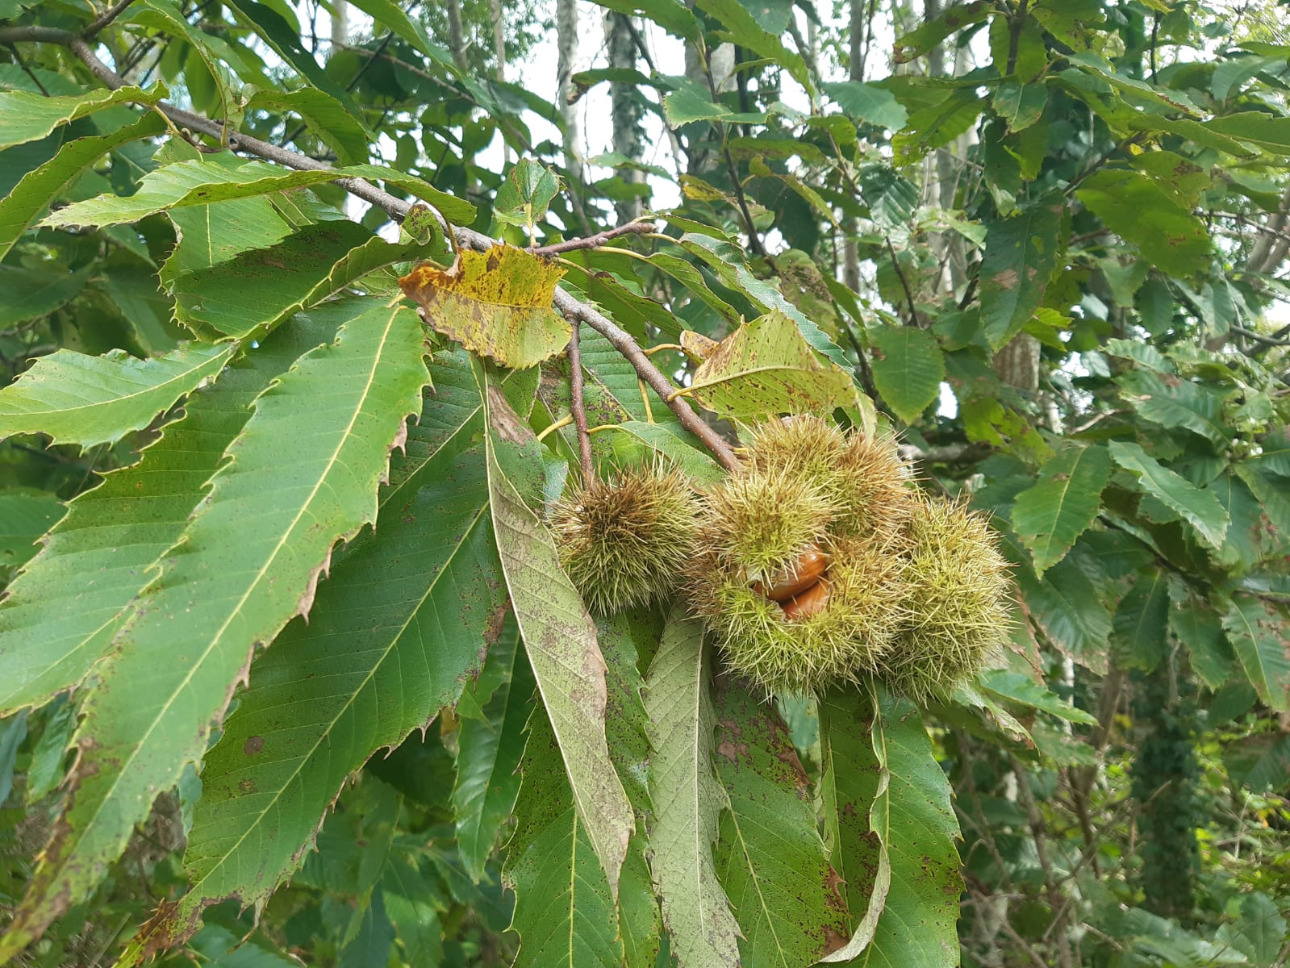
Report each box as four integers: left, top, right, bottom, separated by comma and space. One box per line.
453, 616, 534, 882
0, 317, 338, 716
1108, 440, 1229, 548
504, 708, 622, 968
171, 435, 506, 942
645, 612, 741, 968
480, 362, 634, 896
0, 342, 235, 449
854, 693, 962, 968
818, 690, 891, 964
1012, 444, 1113, 575
713, 682, 850, 967
42, 157, 475, 227
690, 310, 855, 418
174, 220, 414, 338
0, 112, 168, 262
0, 299, 429, 962
1222, 596, 1290, 713
868, 325, 945, 423
0, 86, 164, 149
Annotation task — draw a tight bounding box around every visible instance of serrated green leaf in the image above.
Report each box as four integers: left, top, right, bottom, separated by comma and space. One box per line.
0, 341, 235, 449
495, 159, 561, 233
1119, 370, 1229, 444
0, 86, 164, 149
694, 0, 811, 91
0, 320, 334, 716
245, 88, 370, 165
978, 669, 1098, 724
979, 196, 1065, 349
174, 221, 418, 339
644, 611, 741, 968
1221, 595, 1290, 713
453, 617, 534, 881
689, 311, 855, 418
337, 0, 436, 56
1011, 444, 1112, 575
381, 854, 444, 968
1233, 463, 1290, 545
1017, 555, 1113, 667
713, 682, 849, 967
479, 361, 634, 895
0, 112, 167, 262
1076, 169, 1211, 277
831, 690, 962, 968
1109, 440, 1228, 548
868, 324, 945, 423
1168, 581, 1235, 689
609, 421, 726, 485
663, 83, 769, 126
818, 690, 890, 964
823, 81, 909, 130
223, 0, 356, 109
43, 157, 475, 228
167, 428, 506, 945
504, 707, 623, 968
0, 299, 429, 963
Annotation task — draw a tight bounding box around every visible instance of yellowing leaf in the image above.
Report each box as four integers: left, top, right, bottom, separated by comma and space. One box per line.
689, 310, 855, 418
399, 245, 570, 369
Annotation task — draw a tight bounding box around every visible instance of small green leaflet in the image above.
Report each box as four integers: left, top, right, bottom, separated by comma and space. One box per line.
1011, 443, 1112, 575
0, 299, 429, 963
1118, 370, 1229, 445
1108, 440, 1229, 548
0, 85, 164, 149
494, 159, 561, 235
867, 324, 945, 423
0, 342, 235, 449
479, 361, 634, 896
1076, 169, 1211, 277
43, 157, 475, 228
644, 611, 741, 968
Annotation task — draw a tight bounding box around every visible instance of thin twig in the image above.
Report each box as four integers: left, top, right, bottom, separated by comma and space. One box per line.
531, 221, 652, 255
84, 0, 139, 38
885, 236, 920, 326
566, 321, 594, 482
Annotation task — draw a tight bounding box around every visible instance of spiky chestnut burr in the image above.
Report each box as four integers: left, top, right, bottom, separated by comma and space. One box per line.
883, 492, 1011, 703
746, 415, 911, 541
695, 467, 838, 584
551, 463, 700, 615
689, 534, 908, 696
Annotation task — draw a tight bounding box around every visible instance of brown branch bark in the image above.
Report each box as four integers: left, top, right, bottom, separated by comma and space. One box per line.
566, 322, 594, 483
531, 221, 651, 255
1, 23, 743, 474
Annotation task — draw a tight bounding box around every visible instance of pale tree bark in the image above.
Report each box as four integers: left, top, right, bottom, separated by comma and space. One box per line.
330, 0, 347, 49
491, 0, 507, 82
556, 0, 582, 182
445, 0, 469, 72
605, 11, 644, 221
842, 0, 868, 292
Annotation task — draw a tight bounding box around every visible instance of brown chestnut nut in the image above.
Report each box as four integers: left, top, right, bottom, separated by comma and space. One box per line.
753, 546, 831, 603
781, 578, 830, 620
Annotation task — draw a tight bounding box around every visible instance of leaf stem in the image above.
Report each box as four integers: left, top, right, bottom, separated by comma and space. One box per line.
566, 321, 595, 483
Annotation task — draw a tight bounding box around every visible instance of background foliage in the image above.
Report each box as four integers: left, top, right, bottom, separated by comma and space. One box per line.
0, 0, 1288, 965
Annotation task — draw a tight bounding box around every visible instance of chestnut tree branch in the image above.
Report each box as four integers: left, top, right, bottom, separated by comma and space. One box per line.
531, 221, 652, 256
3, 23, 743, 474
566, 322, 595, 482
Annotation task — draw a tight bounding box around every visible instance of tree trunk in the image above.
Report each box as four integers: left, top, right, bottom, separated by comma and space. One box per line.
445, 0, 469, 72
491, 0, 507, 82
330, 0, 347, 49
556, 0, 582, 183
605, 11, 643, 222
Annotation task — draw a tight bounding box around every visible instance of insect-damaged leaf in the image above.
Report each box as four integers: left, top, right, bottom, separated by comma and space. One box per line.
400, 245, 570, 370
689, 310, 855, 419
